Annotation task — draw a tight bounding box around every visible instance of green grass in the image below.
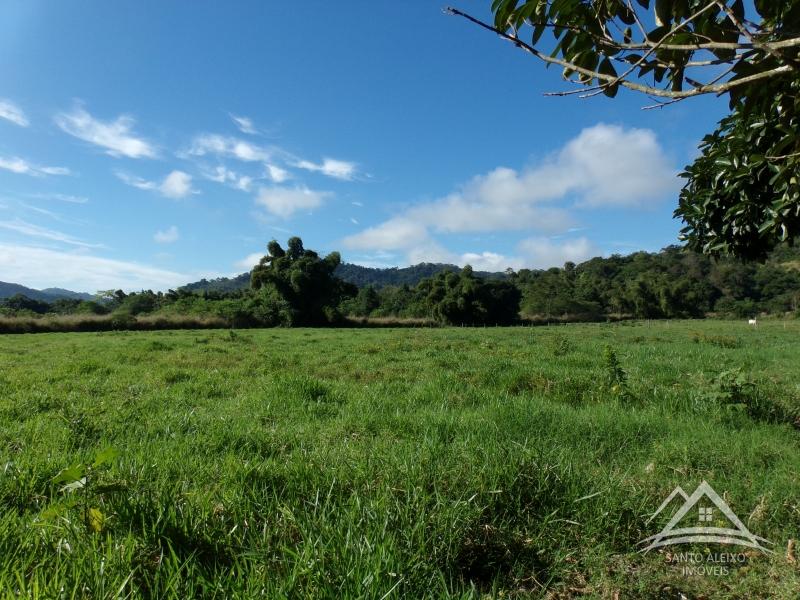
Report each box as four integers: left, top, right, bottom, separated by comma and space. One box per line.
1, 321, 799, 598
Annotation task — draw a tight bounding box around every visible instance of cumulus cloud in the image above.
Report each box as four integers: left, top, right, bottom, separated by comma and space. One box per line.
516, 236, 599, 268
160, 171, 195, 198
117, 170, 197, 199
255, 186, 330, 218
458, 251, 524, 272
230, 114, 257, 135
0, 243, 195, 292
154, 225, 179, 244
344, 123, 675, 267
0, 99, 28, 127
235, 252, 265, 270
55, 105, 156, 159
295, 157, 357, 181
545, 124, 677, 207
0, 218, 102, 248
344, 218, 429, 251
385, 237, 599, 272
0, 156, 70, 177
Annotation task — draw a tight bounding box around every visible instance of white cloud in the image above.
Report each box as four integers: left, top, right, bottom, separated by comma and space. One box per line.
548, 124, 677, 207
458, 251, 524, 272
516, 236, 599, 269
117, 170, 197, 199
55, 105, 157, 159
203, 165, 254, 191
0, 243, 196, 292
295, 157, 357, 181
186, 134, 271, 162
29, 193, 88, 204
0, 156, 70, 177
160, 171, 195, 198
116, 171, 156, 191
0, 218, 102, 248
265, 163, 290, 183
236, 175, 253, 191
235, 252, 264, 270
344, 218, 428, 251
0, 99, 28, 127
343, 123, 675, 266
254, 186, 330, 218
230, 114, 257, 135
401, 237, 599, 271
154, 225, 179, 244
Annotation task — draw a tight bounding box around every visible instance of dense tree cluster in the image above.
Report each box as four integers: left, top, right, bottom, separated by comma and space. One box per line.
250, 237, 356, 325
340, 246, 800, 321
3, 241, 800, 327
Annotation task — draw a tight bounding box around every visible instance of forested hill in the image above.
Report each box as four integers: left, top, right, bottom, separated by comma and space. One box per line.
181, 262, 508, 293
0, 281, 93, 302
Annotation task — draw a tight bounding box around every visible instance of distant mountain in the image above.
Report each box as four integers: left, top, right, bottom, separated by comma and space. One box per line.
40, 287, 95, 301
0, 281, 94, 302
179, 262, 507, 294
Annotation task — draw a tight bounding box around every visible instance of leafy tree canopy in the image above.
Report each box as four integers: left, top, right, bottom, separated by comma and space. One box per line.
250, 237, 354, 325
419, 265, 522, 325
447, 0, 800, 260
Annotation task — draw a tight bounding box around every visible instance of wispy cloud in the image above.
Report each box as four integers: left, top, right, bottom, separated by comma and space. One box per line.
154, 225, 179, 244
28, 192, 89, 204
230, 114, 257, 135
254, 185, 331, 218
0, 218, 101, 248
186, 134, 272, 162
117, 170, 197, 199
202, 165, 254, 192
294, 157, 357, 181
0, 156, 70, 177
55, 105, 157, 158
0, 243, 197, 292
0, 99, 28, 127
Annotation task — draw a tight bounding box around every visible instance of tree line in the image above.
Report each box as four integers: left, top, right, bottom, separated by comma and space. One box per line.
3, 238, 799, 328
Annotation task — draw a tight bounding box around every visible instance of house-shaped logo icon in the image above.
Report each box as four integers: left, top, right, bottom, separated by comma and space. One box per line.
639, 480, 772, 553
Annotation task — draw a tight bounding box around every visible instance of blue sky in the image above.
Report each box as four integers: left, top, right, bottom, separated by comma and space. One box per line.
0, 1, 729, 292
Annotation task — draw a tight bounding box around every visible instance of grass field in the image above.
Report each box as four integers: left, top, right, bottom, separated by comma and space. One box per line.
1, 321, 799, 598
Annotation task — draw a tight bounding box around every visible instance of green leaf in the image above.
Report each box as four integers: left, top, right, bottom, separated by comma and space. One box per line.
92, 446, 119, 468
598, 58, 619, 97
52, 464, 85, 485
655, 0, 672, 26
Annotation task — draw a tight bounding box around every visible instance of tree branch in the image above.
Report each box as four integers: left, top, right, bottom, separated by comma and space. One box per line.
444, 7, 794, 100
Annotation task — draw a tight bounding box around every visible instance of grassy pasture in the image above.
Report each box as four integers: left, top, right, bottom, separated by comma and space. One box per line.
1, 321, 799, 598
